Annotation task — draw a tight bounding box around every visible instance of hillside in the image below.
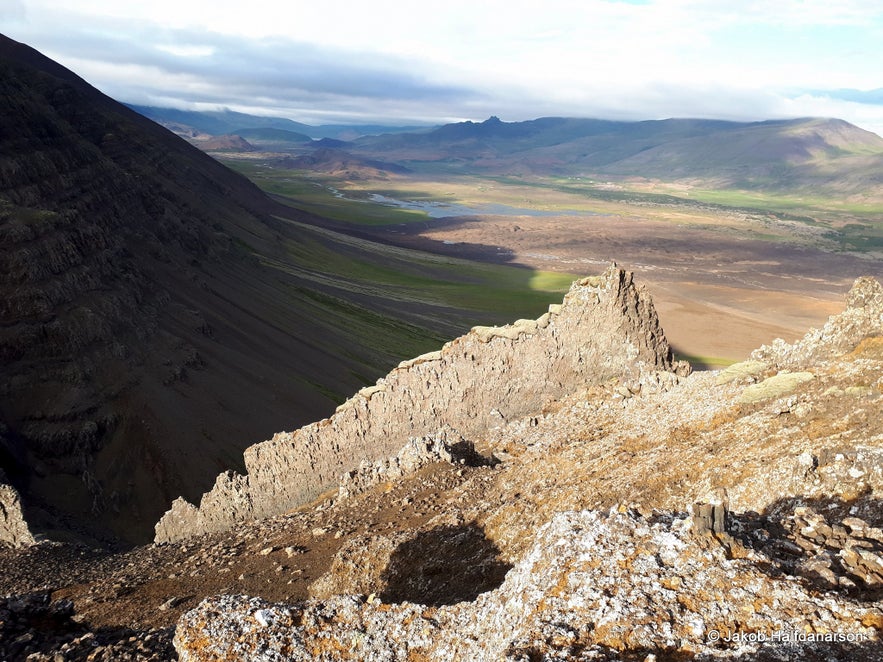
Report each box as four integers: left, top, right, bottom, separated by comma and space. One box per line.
278, 148, 410, 179
195, 134, 256, 152
1, 268, 881, 660
351, 115, 883, 194
232, 127, 313, 144
0, 34, 373, 544
127, 105, 430, 141
2, 35, 557, 546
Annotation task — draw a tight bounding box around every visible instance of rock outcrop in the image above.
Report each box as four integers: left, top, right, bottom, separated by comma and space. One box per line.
155, 266, 688, 542
0, 473, 34, 547
751, 275, 883, 369
3, 274, 883, 661
174, 509, 883, 661
335, 425, 481, 502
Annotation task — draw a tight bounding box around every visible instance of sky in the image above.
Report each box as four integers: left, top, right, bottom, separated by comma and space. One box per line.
3, 0, 883, 134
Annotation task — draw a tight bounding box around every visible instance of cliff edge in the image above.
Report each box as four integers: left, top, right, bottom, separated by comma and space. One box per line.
155, 265, 689, 543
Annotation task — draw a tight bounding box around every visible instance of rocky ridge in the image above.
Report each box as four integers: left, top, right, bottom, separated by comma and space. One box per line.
2, 271, 883, 661
155, 265, 688, 543
171, 274, 883, 660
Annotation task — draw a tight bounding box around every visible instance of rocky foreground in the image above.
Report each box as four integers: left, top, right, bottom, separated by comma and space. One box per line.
2, 268, 883, 660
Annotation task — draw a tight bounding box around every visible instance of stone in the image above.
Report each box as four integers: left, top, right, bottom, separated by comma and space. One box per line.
0, 481, 35, 547
174, 510, 881, 661
715, 359, 769, 385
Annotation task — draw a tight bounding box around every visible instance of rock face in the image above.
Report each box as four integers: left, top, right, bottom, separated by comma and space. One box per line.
752, 275, 883, 368
155, 266, 688, 542
335, 425, 481, 502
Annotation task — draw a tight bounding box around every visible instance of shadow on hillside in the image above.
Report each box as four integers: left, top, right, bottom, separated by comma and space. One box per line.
669, 345, 722, 371
0, 591, 176, 660
380, 522, 511, 606
733, 495, 883, 604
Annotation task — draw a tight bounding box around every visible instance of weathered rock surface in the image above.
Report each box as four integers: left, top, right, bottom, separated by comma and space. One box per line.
156, 265, 688, 542
336, 425, 483, 502
752, 275, 883, 369
174, 509, 883, 661
0, 474, 35, 547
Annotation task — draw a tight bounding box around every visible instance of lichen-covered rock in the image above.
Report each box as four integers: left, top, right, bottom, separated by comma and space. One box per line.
156, 266, 689, 542
174, 510, 882, 661
0, 480, 34, 547
739, 370, 815, 403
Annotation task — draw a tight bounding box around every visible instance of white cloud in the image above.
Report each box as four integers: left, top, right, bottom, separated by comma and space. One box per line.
3, 0, 883, 133
3, 0, 27, 21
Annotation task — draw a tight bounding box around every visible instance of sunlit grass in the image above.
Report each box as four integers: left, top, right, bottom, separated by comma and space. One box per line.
265, 216, 581, 322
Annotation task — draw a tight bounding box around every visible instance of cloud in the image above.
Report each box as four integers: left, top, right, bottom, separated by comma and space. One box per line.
4, 0, 883, 133
3, 18, 484, 123
4, 0, 26, 21
28, 26, 471, 102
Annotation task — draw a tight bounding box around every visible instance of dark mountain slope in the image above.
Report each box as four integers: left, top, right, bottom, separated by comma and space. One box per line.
0, 35, 436, 545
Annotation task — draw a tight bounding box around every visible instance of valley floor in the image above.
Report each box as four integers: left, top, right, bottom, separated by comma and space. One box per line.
225, 160, 880, 367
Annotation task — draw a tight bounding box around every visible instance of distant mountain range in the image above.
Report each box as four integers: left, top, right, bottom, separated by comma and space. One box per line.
127, 104, 431, 141
349, 115, 883, 194
132, 105, 883, 196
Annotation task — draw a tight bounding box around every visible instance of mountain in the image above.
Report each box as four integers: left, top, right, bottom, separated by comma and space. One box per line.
0, 35, 463, 546
194, 134, 256, 152
231, 127, 313, 144
127, 104, 431, 140
125, 104, 315, 137
279, 147, 410, 178
353, 115, 883, 193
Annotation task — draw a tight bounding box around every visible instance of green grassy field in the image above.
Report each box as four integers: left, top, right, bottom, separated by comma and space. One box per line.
228, 160, 880, 242
269, 216, 579, 321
